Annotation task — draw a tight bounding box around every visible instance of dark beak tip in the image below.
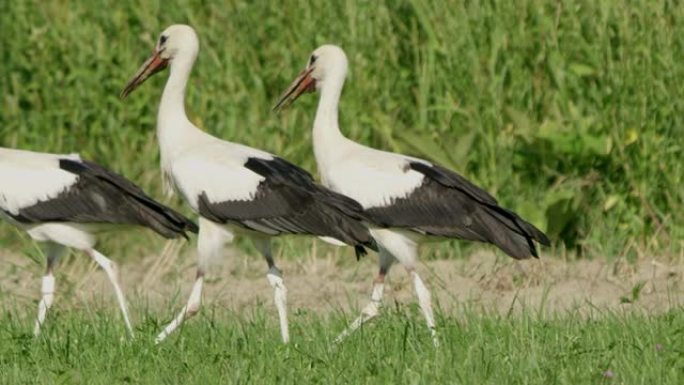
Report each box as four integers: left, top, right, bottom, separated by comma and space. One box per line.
119, 52, 167, 102
271, 102, 286, 113
119, 86, 134, 100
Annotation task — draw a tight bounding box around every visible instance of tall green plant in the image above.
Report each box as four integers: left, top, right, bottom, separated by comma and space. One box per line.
1, 0, 682, 258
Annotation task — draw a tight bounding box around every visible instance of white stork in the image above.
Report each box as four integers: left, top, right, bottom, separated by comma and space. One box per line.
120, 25, 376, 344
0, 147, 197, 337
274, 45, 550, 345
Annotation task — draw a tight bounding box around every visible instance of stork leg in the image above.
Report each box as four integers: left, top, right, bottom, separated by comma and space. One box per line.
34, 243, 66, 337
87, 249, 134, 337
407, 267, 438, 347
356, 228, 439, 346
254, 238, 289, 343
156, 218, 228, 343
155, 271, 204, 343
334, 247, 394, 344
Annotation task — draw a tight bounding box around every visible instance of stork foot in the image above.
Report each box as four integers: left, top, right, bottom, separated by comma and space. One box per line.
334, 281, 384, 344
155, 273, 204, 344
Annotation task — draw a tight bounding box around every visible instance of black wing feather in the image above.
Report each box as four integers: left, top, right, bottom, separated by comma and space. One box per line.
197, 157, 376, 258
11, 159, 198, 239
365, 161, 549, 259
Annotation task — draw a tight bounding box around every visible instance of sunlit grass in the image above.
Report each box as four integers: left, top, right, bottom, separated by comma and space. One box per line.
2, 2, 682, 383
0, 305, 682, 384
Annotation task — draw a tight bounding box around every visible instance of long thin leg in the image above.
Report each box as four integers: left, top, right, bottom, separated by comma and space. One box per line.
334, 247, 395, 344
408, 268, 438, 347
355, 229, 438, 346
87, 249, 134, 337
254, 238, 289, 343
267, 267, 288, 343
155, 271, 204, 343
156, 218, 230, 343
34, 243, 66, 337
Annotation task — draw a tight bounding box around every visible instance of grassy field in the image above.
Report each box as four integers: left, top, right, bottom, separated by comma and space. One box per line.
1, 248, 683, 384
0, 306, 681, 385
1, 0, 683, 258
2, 1, 684, 384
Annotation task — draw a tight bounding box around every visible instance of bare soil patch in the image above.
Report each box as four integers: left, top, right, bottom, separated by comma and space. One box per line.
1, 241, 682, 319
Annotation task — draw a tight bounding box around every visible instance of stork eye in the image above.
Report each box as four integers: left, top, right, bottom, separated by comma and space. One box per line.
159, 35, 168, 46
309, 55, 317, 66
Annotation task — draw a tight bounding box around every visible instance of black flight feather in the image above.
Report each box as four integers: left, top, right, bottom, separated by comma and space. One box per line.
364, 161, 549, 259
10, 159, 198, 239
197, 157, 376, 258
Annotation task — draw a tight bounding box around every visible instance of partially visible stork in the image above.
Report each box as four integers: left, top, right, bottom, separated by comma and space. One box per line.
274, 45, 550, 345
0, 147, 198, 336
120, 25, 376, 344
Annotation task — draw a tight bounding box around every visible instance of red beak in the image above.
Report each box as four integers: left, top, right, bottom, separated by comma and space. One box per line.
120, 50, 169, 99
272, 67, 316, 111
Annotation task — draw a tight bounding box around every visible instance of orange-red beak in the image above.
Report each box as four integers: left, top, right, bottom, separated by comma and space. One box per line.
272, 67, 316, 111
120, 50, 169, 99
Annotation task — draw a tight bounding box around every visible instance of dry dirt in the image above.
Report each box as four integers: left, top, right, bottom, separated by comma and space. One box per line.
1, 240, 683, 319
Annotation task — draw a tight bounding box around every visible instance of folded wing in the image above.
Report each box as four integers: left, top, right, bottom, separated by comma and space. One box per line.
1, 157, 197, 239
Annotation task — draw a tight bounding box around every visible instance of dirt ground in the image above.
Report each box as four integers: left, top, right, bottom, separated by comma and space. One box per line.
1, 240, 683, 319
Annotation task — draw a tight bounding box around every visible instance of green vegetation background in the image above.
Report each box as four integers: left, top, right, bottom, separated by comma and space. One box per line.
2, 0, 683, 259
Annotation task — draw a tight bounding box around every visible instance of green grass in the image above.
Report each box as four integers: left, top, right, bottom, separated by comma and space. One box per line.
2, 2, 683, 383
0, 305, 682, 384
1, 0, 683, 258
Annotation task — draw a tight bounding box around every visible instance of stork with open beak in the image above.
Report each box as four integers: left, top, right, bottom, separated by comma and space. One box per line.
121, 26, 376, 344
274, 45, 550, 345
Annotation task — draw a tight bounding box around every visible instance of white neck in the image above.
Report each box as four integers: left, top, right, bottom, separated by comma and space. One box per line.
312, 71, 348, 169
157, 54, 200, 160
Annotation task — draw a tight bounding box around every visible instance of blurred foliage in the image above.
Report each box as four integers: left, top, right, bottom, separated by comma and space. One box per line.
1, 0, 683, 258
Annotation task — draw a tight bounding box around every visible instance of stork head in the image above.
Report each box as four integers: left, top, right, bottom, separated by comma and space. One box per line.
273, 45, 349, 111
120, 24, 199, 99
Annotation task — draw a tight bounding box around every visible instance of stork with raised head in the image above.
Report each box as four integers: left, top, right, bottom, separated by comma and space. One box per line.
274, 45, 550, 345
120, 25, 376, 344
0, 147, 198, 337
